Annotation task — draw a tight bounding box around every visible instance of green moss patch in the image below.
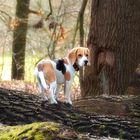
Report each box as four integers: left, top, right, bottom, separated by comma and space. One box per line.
0, 122, 59, 140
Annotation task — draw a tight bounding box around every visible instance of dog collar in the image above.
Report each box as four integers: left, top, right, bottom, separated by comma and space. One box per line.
61, 58, 80, 72
73, 63, 80, 71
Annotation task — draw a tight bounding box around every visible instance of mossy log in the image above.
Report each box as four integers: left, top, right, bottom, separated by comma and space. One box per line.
0, 88, 140, 139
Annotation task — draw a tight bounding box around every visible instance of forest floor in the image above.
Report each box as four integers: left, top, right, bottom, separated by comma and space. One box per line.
0, 80, 81, 101
0, 80, 140, 139
0, 87, 140, 140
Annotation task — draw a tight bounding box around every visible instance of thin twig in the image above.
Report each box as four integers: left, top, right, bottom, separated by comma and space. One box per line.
0, 9, 11, 19
28, 9, 39, 15
45, 0, 53, 20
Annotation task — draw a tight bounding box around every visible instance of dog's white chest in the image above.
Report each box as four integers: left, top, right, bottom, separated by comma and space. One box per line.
55, 69, 65, 84
54, 61, 75, 84
66, 64, 75, 80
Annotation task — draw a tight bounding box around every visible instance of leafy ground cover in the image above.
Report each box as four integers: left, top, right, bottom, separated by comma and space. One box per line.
0, 80, 81, 101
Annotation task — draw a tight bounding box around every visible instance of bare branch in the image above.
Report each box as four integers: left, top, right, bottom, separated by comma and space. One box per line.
0, 9, 11, 19
28, 9, 39, 15
45, 0, 53, 20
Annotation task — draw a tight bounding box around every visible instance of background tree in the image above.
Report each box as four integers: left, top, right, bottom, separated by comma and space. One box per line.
80, 0, 140, 96
0, 0, 90, 82
11, 0, 30, 80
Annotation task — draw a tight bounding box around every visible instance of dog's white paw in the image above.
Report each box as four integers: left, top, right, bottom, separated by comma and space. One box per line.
50, 98, 58, 104
65, 99, 72, 105
39, 95, 48, 101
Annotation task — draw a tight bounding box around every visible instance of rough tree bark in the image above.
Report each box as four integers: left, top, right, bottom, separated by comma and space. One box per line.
0, 88, 139, 139
74, 95, 140, 118
11, 0, 30, 80
80, 0, 140, 96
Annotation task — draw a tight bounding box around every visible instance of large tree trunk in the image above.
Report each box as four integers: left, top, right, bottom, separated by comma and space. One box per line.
0, 88, 140, 139
80, 0, 140, 96
11, 0, 30, 80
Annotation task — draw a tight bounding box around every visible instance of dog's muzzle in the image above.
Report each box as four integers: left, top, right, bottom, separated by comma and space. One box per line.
84, 60, 88, 66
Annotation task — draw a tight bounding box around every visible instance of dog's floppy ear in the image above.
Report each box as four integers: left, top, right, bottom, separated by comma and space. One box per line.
67, 48, 78, 65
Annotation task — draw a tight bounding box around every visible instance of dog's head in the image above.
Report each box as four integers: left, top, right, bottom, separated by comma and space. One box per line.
67, 47, 90, 68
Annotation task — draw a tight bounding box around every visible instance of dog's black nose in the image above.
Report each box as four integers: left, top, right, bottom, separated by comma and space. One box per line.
84, 60, 88, 66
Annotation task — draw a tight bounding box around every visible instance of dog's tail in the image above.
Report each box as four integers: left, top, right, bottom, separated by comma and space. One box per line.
34, 67, 48, 90
34, 67, 39, 76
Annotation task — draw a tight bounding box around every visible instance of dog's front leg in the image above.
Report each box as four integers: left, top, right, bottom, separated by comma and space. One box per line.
64, 81, 72, 105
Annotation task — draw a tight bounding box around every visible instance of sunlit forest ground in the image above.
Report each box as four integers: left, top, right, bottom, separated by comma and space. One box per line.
0, 80, 81, 102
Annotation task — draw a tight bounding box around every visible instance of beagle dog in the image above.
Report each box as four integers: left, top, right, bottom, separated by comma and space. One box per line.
35, 47, 90, 104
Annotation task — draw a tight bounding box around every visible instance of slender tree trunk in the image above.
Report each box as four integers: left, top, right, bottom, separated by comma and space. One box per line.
72, 0, 88, 47
81, 0, 140, 96
78, 0, 88, 94
11, 0, 30, 80
79, 0, 88, 47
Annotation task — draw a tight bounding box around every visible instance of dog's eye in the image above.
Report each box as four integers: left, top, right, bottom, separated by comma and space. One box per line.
78, 54, 82, 57
86, 54, 88, 57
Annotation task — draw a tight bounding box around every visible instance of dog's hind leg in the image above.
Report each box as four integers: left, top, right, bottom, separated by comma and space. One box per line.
54, 84, 61, 100
40, 62, 57, 104
37, 72, 48, 100
38, 71, 48, 89
49, 81, 58, 104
